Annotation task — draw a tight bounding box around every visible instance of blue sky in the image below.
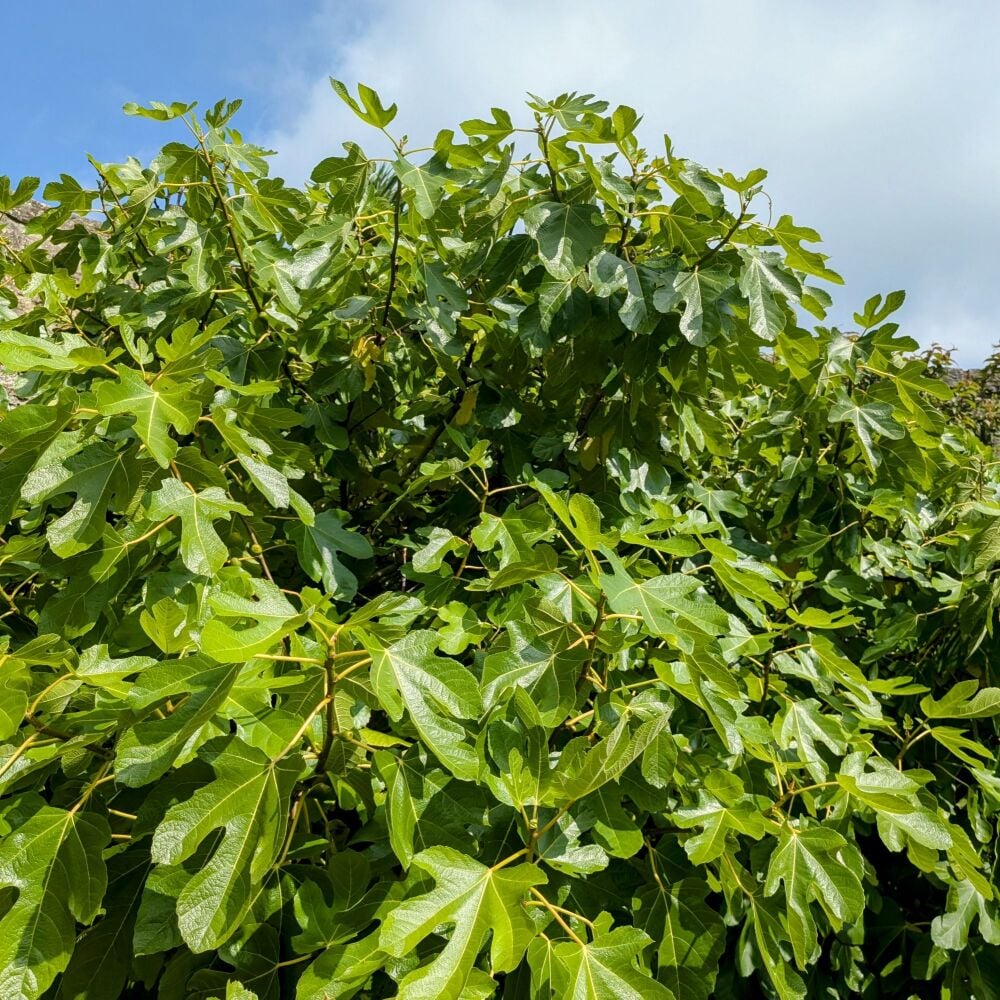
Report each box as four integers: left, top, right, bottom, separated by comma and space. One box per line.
1, 3, 342, 181
3, 1, 998, 365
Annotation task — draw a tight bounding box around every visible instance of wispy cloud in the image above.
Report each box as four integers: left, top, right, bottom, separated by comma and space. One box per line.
264, 0, 1000, 365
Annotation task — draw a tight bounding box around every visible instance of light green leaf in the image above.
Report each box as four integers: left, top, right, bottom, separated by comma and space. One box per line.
672, 791, 766, 864
0, 659, 29, 742
374, 750, 481, 868
147, 478, 249, 576
150, 738, 300, 952
763, 825, 864, 968
200, 579, 301, 662
636, 876, 724, 1000
379, 846, 546, 1000
658, 266, 731, 346
95, 367, 202, 467
929, 726, 993, 766
330, 78, 397, 127
297, 934, 387, 1000
482, 620, 584, 726
921, 680, 1000, 720
600, 563, 729, 649
545, 711, 672, 806
22, 443, 140, 557
738, 248, 801, 341
875, 806, 954, 852
56, 848, 150, 1000
116, 656, 241, 786
0, 802, 108, 1000
394, 157, 447, 218
548, 916, 674, 999
369, 631, 481, 780
931, 880, 1000, 951
412, 527, 467, 574
588, 252, 660, 334
776, 698, 847, 782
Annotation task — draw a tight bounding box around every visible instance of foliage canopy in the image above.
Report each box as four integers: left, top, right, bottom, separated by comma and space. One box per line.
0, 83, 999, 999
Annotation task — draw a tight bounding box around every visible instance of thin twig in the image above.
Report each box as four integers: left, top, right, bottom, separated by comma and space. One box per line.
193, 128, 263, 315
694, 205, 746, 269
381, 178, 403, 329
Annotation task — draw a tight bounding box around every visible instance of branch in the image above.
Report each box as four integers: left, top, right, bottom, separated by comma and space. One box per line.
693, 205, 746, 269
381, 178, 403, 329
92, 162, 152, 261
313, 652, 338, 775
536, 118, 561, 202
195, 133, 263, 315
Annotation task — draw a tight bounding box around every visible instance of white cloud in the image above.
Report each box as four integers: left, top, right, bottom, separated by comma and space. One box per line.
265, 0, 1000, 365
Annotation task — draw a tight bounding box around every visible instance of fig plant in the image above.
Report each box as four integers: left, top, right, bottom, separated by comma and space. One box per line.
0, 83, 998, 999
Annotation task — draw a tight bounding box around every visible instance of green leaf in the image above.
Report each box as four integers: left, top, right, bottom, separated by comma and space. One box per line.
57, 848, 150, 1000
122, 100, 195, 120
38, 524, 142, 638
876, 807, 954, 851
524, 202, 607, 280
544, 710, 673, 806
250, 241, 332, 313
636, 876, 724, 1000
95, 366, 202, 467
672, 790, 766, 864
537, 275, 575, 331
150, 738, 300, 951
929, 726, 993, 766
42, 174, 96, 211
199, 579, 300, 662
292, 852, 373, 952
330, 79, 397, 127
828, 390, 905, 470
374, 750, 481, 868
0, 662, 29, 742
393, 157, 447, 219
921, 681, 1000, 719
289, 511, 372, 600
658, 266, 732, 346
147, 478, 250, 576
22, 443, 141, 557
0, 801, 109, 1000
547, 915, 674, 999
738, 248, 801, 341
412, 527, 467, 573
296, 934, 387, 1000
116, 657, 242, 786
853, 289, 905, 329
763, 825, 864, 968
0, 176, 39, 211
378, 846, 546, 999
482, 620, 584, 726
776, 698, 847, 782
931, 880, 1000, 951
771, 214, 843, 283
369, 631, 481, 780
600, 563, 729, 649
837, 755, 954, 851
589, 252, 660, 334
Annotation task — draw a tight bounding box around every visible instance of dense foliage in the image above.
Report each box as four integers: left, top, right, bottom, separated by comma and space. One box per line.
0, 85, 999, 1000
922, 343, 1000, 448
